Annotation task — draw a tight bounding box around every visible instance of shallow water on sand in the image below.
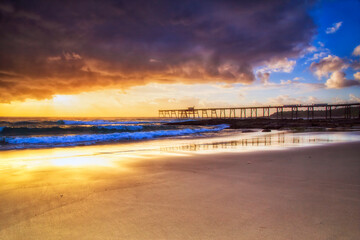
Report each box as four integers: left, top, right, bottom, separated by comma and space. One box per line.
1, 130, 360, 172
1, 130, 360, 240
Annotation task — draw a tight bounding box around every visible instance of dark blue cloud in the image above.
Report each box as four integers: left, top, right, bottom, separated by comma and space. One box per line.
0, 0, 316, 101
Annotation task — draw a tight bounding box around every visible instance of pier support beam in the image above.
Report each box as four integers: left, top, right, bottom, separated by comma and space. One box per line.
311, 106, 314, 119
241, 108, 246, 119
170, 110, 177, 118
179, 110, 187, 118
325, 106, 332, 119
201, 110, 208, 118
229, 108, 236, 118
220, 109, 226, 118
291, 107, 298, 119
211, 109, 218, 118
345, 106, 352, 119
263, 107, 270, 118
276, 107, 283, 119
251, 108, 257, 118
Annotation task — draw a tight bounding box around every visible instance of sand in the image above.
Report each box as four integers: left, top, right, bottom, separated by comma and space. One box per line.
1, 142, 360, 239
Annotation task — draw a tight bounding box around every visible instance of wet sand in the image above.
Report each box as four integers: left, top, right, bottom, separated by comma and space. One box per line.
1, 141, 360, 239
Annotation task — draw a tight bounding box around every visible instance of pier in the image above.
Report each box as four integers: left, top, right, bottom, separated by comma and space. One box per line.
159, 103, 360, 119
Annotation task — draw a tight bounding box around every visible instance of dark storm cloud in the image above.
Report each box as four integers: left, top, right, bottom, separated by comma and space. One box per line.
0, 0, 316, 102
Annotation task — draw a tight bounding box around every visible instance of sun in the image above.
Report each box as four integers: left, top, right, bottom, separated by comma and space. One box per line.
52, 95, 75, 104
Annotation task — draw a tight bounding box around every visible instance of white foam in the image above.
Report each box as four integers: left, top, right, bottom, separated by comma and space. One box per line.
60, 119, 192, 125
97, 125, 143, 131
62, 120, 124, 125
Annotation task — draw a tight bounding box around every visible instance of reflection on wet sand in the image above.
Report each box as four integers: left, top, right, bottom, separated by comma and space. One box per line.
1, 131, 360, 239
1, 131, 360, 173
160, 132, 357, 153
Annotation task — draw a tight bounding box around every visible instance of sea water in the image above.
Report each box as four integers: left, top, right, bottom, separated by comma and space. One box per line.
0, 117, 227, 150
1, 117, 360, 152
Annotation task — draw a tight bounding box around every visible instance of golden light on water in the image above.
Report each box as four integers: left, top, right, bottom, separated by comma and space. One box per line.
0, 146, 131, 171
1, 131, 359, 173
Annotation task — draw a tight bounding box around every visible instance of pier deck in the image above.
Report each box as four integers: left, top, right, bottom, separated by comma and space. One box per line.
159, 103, 360, 119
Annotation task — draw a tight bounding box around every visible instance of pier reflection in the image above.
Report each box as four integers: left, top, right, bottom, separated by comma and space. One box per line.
160, 132, 339, 153
1, 131, 359, 172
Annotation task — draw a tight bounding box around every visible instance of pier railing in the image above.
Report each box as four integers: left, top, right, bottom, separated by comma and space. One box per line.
159, 103, 360, 119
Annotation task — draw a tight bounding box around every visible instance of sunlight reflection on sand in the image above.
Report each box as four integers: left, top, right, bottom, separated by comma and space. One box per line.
1, 131, 359, 172
1, 131, 360, 240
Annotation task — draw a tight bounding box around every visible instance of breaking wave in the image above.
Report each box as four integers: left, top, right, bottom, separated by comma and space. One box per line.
0, 125, 145, 136
1, 124, 229, 150
0, 118, 189, 126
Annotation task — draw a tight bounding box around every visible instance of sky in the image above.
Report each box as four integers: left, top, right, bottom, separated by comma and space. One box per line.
0, 0, 360, 117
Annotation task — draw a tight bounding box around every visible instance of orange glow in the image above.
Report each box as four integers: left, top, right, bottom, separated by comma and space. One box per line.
0, 90, 159, 117
0, 83, 239, 117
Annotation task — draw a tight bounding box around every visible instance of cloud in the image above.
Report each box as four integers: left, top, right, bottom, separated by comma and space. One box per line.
310, 54, 360, 89
268, 94, 319, 105
354, 72, 360, 80
352, 61, 360, 70
260, 57, 296, 73
325, 71, 360, 89
303, 41, 331, 64
0, 0, 316, 102
47, 56, 62, 61
280, 79, 292, 85
149, 58, 161, 63
306, 46, 317, 53
47, 52, 82, 62
332, 94, 360, 104
307, 96, 319, 104
63, 52, 82, 61
241, 80, 324, 92
325, 21, 343, 34
256, 72, 270, 84
307, 51, 328, 62
349, 94, 360, 102
353, 44, 360, 56
256, 57, 296, 85
310, 55, 348, 78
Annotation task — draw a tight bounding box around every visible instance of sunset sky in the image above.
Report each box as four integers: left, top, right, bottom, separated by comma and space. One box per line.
1, 0, 360, 117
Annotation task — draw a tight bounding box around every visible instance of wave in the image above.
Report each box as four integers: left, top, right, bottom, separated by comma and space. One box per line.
0, 120, 53, 126
3, 125, 229, 149
0, 120, 148, 126
59, 119, 192, 125
0, 119, 190, 127
60, 120, 131, 125
0, 125, 147, 136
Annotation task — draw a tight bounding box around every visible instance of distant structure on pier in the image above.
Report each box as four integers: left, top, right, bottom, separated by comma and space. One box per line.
159, 103, 360, 119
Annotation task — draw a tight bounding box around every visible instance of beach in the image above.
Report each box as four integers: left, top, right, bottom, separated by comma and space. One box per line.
2, 0, 360, 238
1, 136, 360, 239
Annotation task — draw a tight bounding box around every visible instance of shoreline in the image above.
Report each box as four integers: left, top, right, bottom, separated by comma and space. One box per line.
1, 128, 360, 153
166, 118, 360, 130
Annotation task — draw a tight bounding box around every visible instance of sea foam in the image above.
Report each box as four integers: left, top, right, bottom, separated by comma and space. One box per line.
5, 125, 228, 147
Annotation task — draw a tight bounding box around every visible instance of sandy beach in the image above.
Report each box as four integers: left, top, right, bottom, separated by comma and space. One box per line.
2, 0, 360, 239
1, 140, 360, 239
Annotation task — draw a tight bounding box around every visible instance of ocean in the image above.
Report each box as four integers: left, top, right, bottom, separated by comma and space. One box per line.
0, 117, 228, 150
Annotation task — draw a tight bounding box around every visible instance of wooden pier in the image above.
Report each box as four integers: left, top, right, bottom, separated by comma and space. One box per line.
159, 103, 360, 119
